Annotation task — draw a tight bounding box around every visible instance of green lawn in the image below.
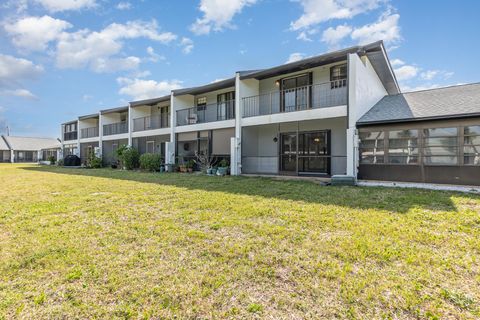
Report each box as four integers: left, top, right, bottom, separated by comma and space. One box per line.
0, 164, 479, 319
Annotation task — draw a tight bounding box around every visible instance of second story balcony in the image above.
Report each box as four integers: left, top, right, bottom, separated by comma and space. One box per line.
133, 114, 170, 132
80, 127, 99, 139
242, 80, 347, 118
103, 122, 128, 136
176, 100, 235, 126
63, 131, 77, 141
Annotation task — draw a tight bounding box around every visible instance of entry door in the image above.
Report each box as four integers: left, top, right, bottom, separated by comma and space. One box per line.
280, 133, 297, 173
298, 131, 330, 175
281, 74, 311, 112
280, 130, 331, 175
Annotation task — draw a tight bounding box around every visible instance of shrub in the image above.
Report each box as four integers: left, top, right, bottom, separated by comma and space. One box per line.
47, 155, 56, 165
56, 158, 64, 166
218, 158, 229, 167
139, 153, 162, 172
87, 152, 103, 168
120, 146, 139, 170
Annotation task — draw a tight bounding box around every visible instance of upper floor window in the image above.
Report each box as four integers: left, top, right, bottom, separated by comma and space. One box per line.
330, 64, 347, 88
65, 123, 76, 133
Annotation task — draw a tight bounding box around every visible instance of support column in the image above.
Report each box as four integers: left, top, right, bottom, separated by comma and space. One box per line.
232, 72, 242, 175
127, 105, 132, 147
167, 93, 176, 167
98, 113, 103, 156
10, 149, 14, 163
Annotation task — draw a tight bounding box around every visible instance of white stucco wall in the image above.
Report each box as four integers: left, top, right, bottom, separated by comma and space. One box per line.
346, 53, 389, 176
241, 117, 347, 175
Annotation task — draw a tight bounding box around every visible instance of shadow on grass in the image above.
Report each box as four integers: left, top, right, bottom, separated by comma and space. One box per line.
21, 165, 472, 214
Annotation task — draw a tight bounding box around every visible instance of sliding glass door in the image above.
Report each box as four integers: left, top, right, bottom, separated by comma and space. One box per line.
280, 130, 330, 175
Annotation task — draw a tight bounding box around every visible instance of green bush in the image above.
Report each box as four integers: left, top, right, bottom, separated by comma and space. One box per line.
87, 152, 103, 168
47, 155, 56, 165
120, 146, 139, 170
139, 153, 163, 172
56, 158, 64, 166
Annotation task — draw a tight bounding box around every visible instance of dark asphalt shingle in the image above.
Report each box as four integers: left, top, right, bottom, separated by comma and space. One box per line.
358, 83, 480, 124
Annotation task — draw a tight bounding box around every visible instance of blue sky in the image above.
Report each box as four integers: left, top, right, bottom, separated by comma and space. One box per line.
0, 0, 479, 138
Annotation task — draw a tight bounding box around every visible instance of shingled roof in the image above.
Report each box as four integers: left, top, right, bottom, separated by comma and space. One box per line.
2, 136, 61, 151
0, 136, 10, 150
357, 83, 480, 125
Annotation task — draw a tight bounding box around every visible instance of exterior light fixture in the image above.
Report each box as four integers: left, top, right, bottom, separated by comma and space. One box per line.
275, 80, 280, 87
273, 137, 278, 142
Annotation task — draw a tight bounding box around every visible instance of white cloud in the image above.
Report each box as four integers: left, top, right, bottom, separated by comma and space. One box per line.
117, 77, 182, 100
146, 46, 165, 62
34, 0, 96, 12
0, 89, 37, 99
297, 28, 318, 42
0, 54, 43, 99
351, 11, 401, 45
321, 24, 352, 47
390, 58, 404, 67
290, 0, 382, 31
420, 70, 438, 81
180, 37, 194, 54
190, 0, 257, 35
0, 54, 44, 82
286, 52, 306, 63
55, 20, 176, 72
116, 1, 131, 10
3, 15, 72, 51
394, 65, 418, 81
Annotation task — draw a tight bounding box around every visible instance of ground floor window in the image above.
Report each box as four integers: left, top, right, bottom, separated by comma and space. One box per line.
359, 124, 480, 166
42, 150, 57, 161
464, 125, 480, 165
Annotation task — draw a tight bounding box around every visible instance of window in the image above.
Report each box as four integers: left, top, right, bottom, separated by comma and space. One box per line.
359, 131, 385, 164
423, 127, 458, 165
388, 130, 418, 164
217, 91, 235, 120
330, 64, 347, 88
146, 141, 155, 153
464, 125, 480, 165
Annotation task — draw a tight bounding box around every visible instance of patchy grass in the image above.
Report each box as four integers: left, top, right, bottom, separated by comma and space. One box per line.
0, 163, 479, 319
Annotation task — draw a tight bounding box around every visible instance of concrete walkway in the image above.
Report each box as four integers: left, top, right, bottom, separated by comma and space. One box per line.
358, 180, 480, 194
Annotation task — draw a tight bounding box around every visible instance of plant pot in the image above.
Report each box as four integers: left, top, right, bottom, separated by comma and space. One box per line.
159, 165, 165, 173
211, 168, 217, 175
187, 168, 193, 173
206, 168, 213, 175
216, 167, 228, 176
179, 165, 187, 173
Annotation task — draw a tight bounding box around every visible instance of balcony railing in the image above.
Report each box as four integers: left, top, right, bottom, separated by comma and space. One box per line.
177, 100, 235, 126
242, 80, 347, 118
103, 122, 128, 136
80, 127, 99, 139
63, 131, 77, 141
133, 114, 170, 132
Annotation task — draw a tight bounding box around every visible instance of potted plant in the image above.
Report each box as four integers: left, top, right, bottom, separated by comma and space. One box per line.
186, 159, 195, 173
194, 151, 214, 175
216, 159, 229, 176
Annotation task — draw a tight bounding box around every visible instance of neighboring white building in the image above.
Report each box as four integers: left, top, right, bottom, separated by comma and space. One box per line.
0, 135, 61, 163
59, 40, 480, 186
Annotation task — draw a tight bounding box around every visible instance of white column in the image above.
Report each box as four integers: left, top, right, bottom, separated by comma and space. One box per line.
127, 105, 132, 146
231, 72, 242, 175
168, 93, 176, 166
10, 149, 14, 163
76, 120, 80, 157
346, 53, 358, 178
98, 113, 103, 156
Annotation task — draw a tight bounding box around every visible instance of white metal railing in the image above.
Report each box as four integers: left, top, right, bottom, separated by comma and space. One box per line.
177, 100, 235, 126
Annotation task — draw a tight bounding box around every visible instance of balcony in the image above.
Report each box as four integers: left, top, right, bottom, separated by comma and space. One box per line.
80, 127, 99, 139
63, 131, 77, 141
133, 114, 170, 132
242, 80, 347, 118
103, 122, 128, 136
176, 100, 235, 126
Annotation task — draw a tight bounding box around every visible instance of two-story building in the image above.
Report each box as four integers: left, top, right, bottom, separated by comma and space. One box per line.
60, 40, 480, 186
